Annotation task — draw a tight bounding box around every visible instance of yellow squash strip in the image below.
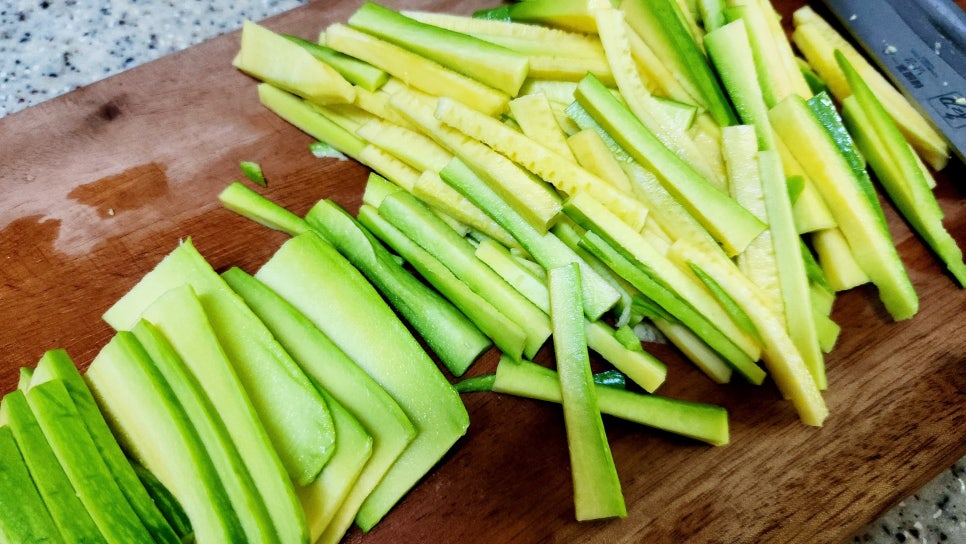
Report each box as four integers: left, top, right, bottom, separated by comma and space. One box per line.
567, 129, 633, 193
668, 238, 828, 427
435, 96, 650, 232
595, 7, 725, 190
509, 94, 574, 159
402, 10, 607, 60
388, 86, 563, 233
791, 7, 949, 170
324, 23, 509, 116
723, 125, 785, 323
810, 228, 871, 292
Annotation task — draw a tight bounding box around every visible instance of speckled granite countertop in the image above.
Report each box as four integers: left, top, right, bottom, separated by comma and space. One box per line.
1, 1, 963, 543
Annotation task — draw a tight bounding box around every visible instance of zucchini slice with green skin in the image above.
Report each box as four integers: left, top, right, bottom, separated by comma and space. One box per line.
295, 389, 372, 544
0, 389, 103, 543
221, 266, 416, 543
769, 93, 918, 321
492, 356, 729, 446
440, 157, 620, 321
0, 425, 64, 544
305, 199, 492, 376
233, 20, 355, 105
357, 202, 528, 361
574, 74, 765, 256
255, 231, 469, 531
471, 235, 667, 394
667, 238, 828, 427
86, 330, 245, 544
378, 191, 551, 359
122, 285, 295, 544
549, 263, 626, 521
103, 237, 335, 491
28, 350, 180, 544
282, 34, 388, 92
130, 463, 193, 542
348, 2, 528, 96
577, 230, 764, 384
218, 181, 310, 237
26, 379, 155, 544
621, 0, 737, 126
835, 52, 966, 287
132, 306, 273, 541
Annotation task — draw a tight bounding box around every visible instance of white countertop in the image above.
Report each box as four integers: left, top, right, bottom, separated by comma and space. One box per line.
1, 1, 963, 542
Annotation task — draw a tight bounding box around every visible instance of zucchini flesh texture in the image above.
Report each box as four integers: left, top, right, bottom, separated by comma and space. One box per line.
758, 150, 827, 390
769, 94, 918, 321
573, 74, 766, 256
835, 54, 966, 287
509, 93, 573, 159
357, 203, 528, 361
723, 125, 785, 323
721, 4, 791, 107
411, 170, 519, 249
305, 199, 492, 376
595, 7, 724, 190
103, 238, 335, 490
753, 0, 813, 99
353, 116, 517, 247
233, 20, 355, 105
773, 136, 837, 234
220, 268, 408, 544
439, 157, 620, 321
668, 238, 828, 426
493, 356, 729, 446
324, 23, 508, 116
254, 232, 469, 531
434, 95, 650, 233
347, 2, 528, 96
0, 389, 104, 543
128, 288, 285, 544
296, 389, 372, 544
377, 191, 552, 359
355, 117, 453, 172
548, 264, 626, 521
650, 317, 734, 384
25, 379, 155, 543
0, 426, 64, 544
810, 227, 870, 292
86, 330, 245, 544
565, 101, 725, 251
567, 129, 633, 193
387, 86, 563, 233
28, 350, 181, 544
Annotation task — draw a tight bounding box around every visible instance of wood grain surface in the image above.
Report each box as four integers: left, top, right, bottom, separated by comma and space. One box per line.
0, 1, 963, 543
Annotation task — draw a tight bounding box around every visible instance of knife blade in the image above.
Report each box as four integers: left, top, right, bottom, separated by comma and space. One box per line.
818, 0, 966, 165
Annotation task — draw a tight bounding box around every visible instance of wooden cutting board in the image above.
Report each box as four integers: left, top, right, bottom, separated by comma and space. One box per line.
1, 1, 963, 542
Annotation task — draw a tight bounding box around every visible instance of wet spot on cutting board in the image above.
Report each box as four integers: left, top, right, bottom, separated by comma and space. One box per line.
68, 162, 170, 218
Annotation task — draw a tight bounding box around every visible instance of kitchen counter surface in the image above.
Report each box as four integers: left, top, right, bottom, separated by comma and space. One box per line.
1, 1, 963, 543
